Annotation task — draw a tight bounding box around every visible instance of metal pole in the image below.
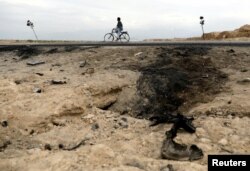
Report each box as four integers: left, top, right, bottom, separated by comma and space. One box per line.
27, 20, 39, 41
31, 27, 39, 40
200, 16, 205, 40
201, 25, 205, 40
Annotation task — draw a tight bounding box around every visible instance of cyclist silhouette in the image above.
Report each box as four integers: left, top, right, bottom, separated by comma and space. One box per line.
116, 17, 123, 39
104, 17, 130, 42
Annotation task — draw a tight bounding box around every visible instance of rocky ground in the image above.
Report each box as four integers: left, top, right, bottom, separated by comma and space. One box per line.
0, 45, 249, 171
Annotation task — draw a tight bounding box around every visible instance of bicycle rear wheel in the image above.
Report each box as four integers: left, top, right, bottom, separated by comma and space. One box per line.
120, 33, 130, 42
104, 33, 114, 42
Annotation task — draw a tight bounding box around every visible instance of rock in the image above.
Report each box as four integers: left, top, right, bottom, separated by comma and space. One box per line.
220, 147, 233, 153
199, 138, 211, 143
51, 63, 62, 67
14, 79, 26, 85
51, 80, 67, 85
51, 118, 66, 126
113, 124, 119, 129
29, 129, 35, 135
79, 60, 87, 68
121, 117, 128, 122
134, 52, 143, 57
91, 123, 100, 131
237, 78, 250, 84
1, 120, 8, 127
216, 111, 223, 115
114, 117, 129, 129
240, 68, 248, 72
35, 73, 44, 76
160, 164, 174, 171
223, 121, 231, 127
82, 114, 95, 120
44, 144, 52, 151
58, 144, 64, 149
33, 87, 42, 93
95, 96, 117, 110
55, 102, 85, 116
118, 74, 125, 78
118, 121, 128, 128
0, 140, 11, 152
86, 68, 95, 74
218, 138, 228, 146
27, 61, 45, 66
227, 49, 235, 53
14, 80, 21, 84
202, 74, 209, 78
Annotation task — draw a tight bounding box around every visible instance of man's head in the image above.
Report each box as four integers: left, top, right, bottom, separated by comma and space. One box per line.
117, 17, 121, 21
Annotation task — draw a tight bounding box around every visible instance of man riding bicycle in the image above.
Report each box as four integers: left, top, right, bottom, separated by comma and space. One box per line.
104, 17, 130, 42
116, 17, 123, 40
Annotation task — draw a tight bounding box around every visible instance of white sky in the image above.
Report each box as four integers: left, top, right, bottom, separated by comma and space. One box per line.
0, 0, 249, 40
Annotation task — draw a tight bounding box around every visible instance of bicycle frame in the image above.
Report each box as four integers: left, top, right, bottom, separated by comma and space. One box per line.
104, 28, 130, 42
111, 28, 121, 39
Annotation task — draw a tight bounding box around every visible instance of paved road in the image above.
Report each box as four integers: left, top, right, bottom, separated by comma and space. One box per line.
0, 41, 250, 47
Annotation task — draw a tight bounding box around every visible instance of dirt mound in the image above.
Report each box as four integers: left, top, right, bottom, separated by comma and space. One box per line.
204, 24, 250, 40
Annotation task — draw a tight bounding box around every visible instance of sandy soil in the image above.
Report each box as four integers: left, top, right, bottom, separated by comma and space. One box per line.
0, 45, 249, 171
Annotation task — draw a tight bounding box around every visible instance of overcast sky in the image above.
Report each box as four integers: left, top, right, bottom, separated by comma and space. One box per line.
0, 0, 249, 40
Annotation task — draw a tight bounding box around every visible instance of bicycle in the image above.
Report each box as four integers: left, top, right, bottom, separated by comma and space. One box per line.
104, 28, 130, 42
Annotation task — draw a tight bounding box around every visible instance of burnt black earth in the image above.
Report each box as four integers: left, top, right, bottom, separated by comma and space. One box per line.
133, 46, 227, 161
135, 46, 227, 119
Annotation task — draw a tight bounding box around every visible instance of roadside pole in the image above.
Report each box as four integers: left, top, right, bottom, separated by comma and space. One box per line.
200, 16, 205, 40
27, 20, 39, 40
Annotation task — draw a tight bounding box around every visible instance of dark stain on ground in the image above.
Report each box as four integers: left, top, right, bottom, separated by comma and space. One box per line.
0, 46, 40, 59
135, 46, 227, 118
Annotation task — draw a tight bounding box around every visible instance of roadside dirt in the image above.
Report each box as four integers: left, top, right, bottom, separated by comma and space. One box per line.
0, 45, 249, 171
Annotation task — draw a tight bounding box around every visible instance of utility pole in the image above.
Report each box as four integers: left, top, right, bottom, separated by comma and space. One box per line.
200, 16, 205, 40
27, 20, 38, 40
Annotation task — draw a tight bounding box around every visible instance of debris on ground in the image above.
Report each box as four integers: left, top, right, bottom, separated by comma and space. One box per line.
160, 164, 174, 171
240, 68, 248, 72
35, 73, 44, 76
27, 61, 45, 66
59, 139, 87, 151
51, 80, 67, 85
0, 141, 11, 152
237, 78, 250, 84
150, 113, 203, 161
134, 52, 143, 57
33, 87, 42, 93
51, 63, 62, 67
1, 120, 8, 127
79, 60, 87, 68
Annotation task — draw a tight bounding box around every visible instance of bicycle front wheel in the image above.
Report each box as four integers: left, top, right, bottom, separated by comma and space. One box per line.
104, 33, 114, 42
120, 33, 130, 42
